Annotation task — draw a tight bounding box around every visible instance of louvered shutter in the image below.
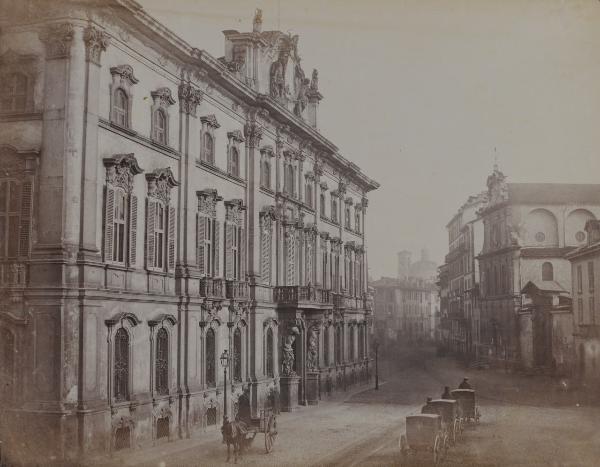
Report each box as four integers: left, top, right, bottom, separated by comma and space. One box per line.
129, 195, 138, 266
145, 199, 156, 268
239, 227, 246, 281
18, 181, 33, 257
225, 222, 234, 279
104, 186, 115, 262
197, 214, 207, 275
168, 206, 176, 270
214, 220, 220, 277
286, 231, 295, 285
260, 227, 271, 284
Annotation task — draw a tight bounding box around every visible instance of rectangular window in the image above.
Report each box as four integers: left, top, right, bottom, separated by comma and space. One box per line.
588, 262, 595, 291
590, 296, 595, 324
154, 202, 165, 269
113, 190, 127, 263
577, 265, 583, 294
578, 298, 584, 324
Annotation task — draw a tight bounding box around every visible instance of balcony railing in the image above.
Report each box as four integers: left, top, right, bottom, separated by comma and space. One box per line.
199, 277, 225, 299
226, 280, 249, 300
0, 261, 27, 288
274, 286, 333, 305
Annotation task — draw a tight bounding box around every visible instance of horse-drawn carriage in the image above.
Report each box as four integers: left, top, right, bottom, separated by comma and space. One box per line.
399, 414, 446, 466
425, 399, 461, 445
222, 407, 278, 462
450, 389, 480, 424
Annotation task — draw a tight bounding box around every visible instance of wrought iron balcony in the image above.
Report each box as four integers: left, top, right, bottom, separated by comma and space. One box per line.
274, 285, 333, 306
225, 280, 250, 300
199, 277, 225, 299
0, 261, 27, 288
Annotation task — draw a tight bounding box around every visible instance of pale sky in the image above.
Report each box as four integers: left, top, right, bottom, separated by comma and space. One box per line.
140, 0, 600, 279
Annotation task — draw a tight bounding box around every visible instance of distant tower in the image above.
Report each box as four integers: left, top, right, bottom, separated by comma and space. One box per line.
397, 250, 412, 279
421, 248, 430, 262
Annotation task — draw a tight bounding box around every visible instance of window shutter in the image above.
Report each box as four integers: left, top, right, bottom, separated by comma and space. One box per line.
129, 195, 138, 266
18, 180, 33, 257
240, 227, 246, 281
145, 199, 156, 268
261, 227, 271, 284
225, 222, 234, 279
168, 205, 176, 270
214, 220, 220, 277
104, 186, 115, 262
197, 214, 207, 275
286, 231, 295, 285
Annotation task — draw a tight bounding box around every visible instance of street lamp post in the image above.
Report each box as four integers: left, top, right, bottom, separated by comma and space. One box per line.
374, 341, 379, 390
220, 350, 230, 424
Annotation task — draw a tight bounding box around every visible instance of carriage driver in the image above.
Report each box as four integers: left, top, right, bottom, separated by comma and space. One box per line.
441, 386, 452, 399
459, 377, 472, 389
421, 397, 436, 414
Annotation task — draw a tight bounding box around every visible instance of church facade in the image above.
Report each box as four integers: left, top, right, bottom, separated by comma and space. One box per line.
0, 1, 378, 463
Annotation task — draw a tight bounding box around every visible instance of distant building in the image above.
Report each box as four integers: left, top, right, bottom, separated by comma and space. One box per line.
441, 192, 487, 361
397, 248, 438, 281
477, 166, 600, 369
372, 277, 439, 346
566, 220, 600, 383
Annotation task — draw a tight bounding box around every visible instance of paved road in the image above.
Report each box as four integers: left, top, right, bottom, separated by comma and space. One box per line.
97, 347, 600, 466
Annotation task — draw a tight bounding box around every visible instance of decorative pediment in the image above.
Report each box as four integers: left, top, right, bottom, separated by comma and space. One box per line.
319, 230, 330, 240
151, 87, 176, 107
319, 181, 328, 191
260, 205, 279, 220
105, 312, 141, 327
225, 199, 246, 224
344, 197, 354, 206
110, 64, 139, 85
146, 167, 179, 204
103, 153, 143, 193
148, 314, 178, 327
260, 145, 274, 157
227, 129, 245, 143
345, 241, 357, 252
200, 114, 220, 129
196, 189, 223, 217
305, 171, 315, 182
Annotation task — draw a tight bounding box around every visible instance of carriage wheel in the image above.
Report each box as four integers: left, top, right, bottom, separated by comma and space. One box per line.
264, 414, 277, 453
432, 434, 441, 466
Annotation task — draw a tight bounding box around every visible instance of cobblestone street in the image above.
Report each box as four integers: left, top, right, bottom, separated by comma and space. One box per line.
85, 348, 600, 467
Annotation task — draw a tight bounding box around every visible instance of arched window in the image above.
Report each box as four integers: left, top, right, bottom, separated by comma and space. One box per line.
305, 183, 313, 208
320, 193, 326, 217
153, 109, 167, 145
113, 88, 128, 128
202, 133, 214, 164
205, 328, 216, 387
155, 328, 169, 395
542, 262, 554, 281
233, 327, 242, 382
114, 328, 129, 401
0, 73, 28, 113
229, 147, 240, 178
266, 327, 274, 377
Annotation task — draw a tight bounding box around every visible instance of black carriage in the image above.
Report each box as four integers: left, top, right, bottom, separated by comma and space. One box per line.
427, 399, 461, 445
450, 389, 480, 424
399, 414, 446, 466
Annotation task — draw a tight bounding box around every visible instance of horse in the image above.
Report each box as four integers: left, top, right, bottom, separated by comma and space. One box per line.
221, 417, 248, 463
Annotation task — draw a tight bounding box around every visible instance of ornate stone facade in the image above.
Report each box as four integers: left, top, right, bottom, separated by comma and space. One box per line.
0, 4, 378, 464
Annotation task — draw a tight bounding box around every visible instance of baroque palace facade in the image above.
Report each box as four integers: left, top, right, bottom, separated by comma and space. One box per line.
0, 1, 378, 463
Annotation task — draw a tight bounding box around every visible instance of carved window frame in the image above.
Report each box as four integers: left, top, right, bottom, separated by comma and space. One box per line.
224, 199, 246, 281
226, 130, 245, 179
109, 65, 138, 130
0, 145, 38, 261
148, 314, 177, 398
259, 207, 277, 285
196, 189, 223, 278
263, 318, 278, 378
260, 146, 274, 190
145, 168, 179, 273
150, 87, 175, 147
0, 50, 38, 115
103, 154, 143, 266
200, 115, 220, 165
330, 191, 339, 224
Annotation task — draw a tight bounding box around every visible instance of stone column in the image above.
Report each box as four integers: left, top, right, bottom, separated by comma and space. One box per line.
243, 118, 263, 279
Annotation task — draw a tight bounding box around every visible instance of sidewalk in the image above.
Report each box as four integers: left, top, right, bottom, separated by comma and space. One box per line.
86, 380, 380, 467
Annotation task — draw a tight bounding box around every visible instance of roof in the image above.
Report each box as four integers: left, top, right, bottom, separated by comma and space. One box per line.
521, 280, 568, 295
508, 183, 600, 205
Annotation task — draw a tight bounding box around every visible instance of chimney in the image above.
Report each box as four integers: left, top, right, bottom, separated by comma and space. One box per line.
397, 250, 411, 280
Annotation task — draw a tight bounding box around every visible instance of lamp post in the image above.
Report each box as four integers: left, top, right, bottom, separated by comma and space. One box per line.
220, 349, 230, 424
374, 340, 380, 390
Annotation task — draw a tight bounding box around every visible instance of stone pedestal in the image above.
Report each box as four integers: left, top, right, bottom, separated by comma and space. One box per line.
306, 371, 320, 405
279, 375, 301, 412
